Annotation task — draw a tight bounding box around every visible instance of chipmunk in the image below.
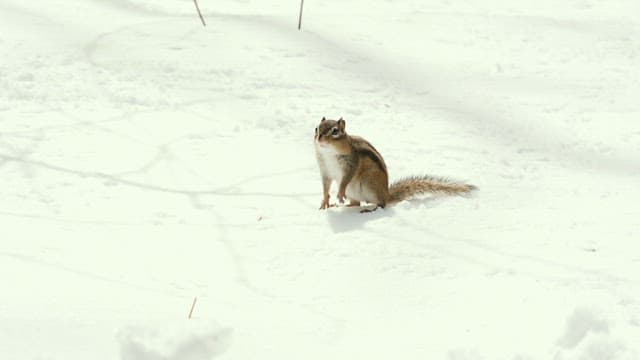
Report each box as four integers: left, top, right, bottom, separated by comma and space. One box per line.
314, 117, 476, 212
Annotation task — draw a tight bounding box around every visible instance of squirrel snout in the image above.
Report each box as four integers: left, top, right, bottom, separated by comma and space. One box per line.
315, 138, 331, 150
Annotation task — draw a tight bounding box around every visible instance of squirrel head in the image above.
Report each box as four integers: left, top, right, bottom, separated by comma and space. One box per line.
315, 117, 346, 147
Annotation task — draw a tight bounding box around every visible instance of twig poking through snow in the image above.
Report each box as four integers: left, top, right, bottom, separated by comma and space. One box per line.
298, 0, 304, 30
188, 297, 198, 319
193, 0, 206, 27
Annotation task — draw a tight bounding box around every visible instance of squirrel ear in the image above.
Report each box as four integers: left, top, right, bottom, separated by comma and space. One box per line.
321, 117, 326, 122
337, 118, 345, 130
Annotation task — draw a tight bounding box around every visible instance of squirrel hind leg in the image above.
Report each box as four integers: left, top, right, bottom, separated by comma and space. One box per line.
360, 203, 384, 213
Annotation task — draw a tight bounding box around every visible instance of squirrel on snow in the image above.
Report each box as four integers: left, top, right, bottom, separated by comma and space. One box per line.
314, 117, 476, 212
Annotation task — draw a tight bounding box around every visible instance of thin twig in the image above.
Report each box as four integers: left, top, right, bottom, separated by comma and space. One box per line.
298, 0, 304, 30
188, 297, 198, 319
193, 0, 206, 27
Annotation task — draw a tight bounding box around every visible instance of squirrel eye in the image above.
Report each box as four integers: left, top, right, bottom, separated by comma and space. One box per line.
315, 127, 318, 134
331, 127, 339, 136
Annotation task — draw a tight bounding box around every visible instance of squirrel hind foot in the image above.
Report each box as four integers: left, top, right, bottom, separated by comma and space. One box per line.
360, 204, 384, 213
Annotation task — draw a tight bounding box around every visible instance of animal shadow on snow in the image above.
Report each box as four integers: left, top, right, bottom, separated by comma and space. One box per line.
326, 197, 439, 233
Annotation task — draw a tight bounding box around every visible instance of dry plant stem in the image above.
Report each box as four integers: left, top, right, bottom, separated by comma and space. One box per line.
188, 297, 198, 319
298, 0, 304, 30
193, 0, 206, 27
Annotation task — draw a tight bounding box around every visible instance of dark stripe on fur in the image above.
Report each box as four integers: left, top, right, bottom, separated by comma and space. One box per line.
351, 137, 387, 173
356, 147, 387, 173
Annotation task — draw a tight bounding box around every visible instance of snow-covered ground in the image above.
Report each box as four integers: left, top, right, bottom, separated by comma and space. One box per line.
1, 0, 640, 359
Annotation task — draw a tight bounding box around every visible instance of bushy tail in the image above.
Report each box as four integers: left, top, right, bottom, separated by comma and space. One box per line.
388, 175, 476, 204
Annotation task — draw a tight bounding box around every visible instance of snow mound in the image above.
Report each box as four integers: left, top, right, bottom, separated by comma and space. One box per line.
117, 319, 232, 360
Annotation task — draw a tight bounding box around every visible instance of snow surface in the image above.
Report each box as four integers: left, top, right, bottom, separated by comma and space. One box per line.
1, 0, 640, 359
117, 319, 231, 360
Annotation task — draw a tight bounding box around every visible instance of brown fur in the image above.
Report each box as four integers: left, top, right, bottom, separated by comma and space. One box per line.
314, 117, 476, 212
388, 175, 476, 205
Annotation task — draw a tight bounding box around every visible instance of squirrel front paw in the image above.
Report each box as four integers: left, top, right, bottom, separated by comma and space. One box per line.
337, 190, 347, 204
319, 198, 331, 210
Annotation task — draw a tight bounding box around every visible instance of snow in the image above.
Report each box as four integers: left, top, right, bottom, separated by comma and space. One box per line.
117, 319, 232, 360
1, 0, 640, 359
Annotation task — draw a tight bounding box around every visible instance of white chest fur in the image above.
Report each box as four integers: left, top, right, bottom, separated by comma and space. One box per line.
315, 145, 344, 182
